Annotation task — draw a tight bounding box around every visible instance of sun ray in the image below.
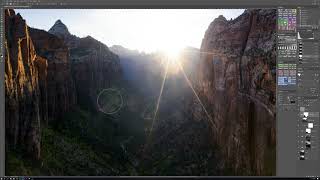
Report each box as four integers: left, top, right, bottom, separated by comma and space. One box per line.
177, 61, 218, 131
148, 58, 170, 137
144, 49, 217, 150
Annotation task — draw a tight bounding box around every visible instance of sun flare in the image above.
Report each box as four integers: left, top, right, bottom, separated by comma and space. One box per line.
165, 47, 181, 61
162, 44, 183, 63
162, 45, 182, 74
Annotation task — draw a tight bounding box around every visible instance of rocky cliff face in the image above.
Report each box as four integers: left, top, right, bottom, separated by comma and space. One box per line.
193, 9, 276, 175
48, 20, 70, 38
5, 10, 122, 161
49, 21, 121, 109
29, 28, 77, 122
4, 9, 46, 159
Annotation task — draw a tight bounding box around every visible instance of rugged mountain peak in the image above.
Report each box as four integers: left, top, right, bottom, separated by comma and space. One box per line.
110, 45, 125, 50
84, 35, 94, 39
204, 14, 228, 37
48, 19, 70, 38
212, 15, 227, 25
217, 15, 227, 21
55, 19, 63, 24
110, 45, 129, 54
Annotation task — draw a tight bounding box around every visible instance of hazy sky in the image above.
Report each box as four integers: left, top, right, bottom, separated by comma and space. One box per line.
16, 9, 244, 53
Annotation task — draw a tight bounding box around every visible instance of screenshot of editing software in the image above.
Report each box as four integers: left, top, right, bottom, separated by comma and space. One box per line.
0, 0, 320, 179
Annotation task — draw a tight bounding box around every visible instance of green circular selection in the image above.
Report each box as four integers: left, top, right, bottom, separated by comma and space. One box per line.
97, 88, 123, 114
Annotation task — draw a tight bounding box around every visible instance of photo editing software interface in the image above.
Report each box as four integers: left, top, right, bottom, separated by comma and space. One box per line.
0, 0, 320, 179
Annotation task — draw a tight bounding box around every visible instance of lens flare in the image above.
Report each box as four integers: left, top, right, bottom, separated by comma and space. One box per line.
148, 58, 170, 137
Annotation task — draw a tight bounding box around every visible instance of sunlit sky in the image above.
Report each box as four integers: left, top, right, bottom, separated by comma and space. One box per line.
16, 9, 244, 53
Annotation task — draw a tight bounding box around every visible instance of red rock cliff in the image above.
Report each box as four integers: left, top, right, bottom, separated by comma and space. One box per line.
194, 9, 276, 175
29, 27, 77, 122
4, 9, 47, 159
48, 21, 121, 109
5, 11, 122, 160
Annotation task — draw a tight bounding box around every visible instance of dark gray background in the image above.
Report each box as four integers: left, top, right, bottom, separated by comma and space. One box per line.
1, 5, 5, 177
1, 0, 320, 8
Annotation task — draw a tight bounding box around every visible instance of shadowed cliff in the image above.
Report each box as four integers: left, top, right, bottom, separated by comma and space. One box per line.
193, 9, 276, 175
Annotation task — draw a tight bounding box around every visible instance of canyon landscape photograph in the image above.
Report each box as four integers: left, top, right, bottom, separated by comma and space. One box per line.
5, 9, 276, 176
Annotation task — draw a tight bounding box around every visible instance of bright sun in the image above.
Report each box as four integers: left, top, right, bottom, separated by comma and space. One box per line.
161, 44, 183, 74
163, 44, 182, 62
